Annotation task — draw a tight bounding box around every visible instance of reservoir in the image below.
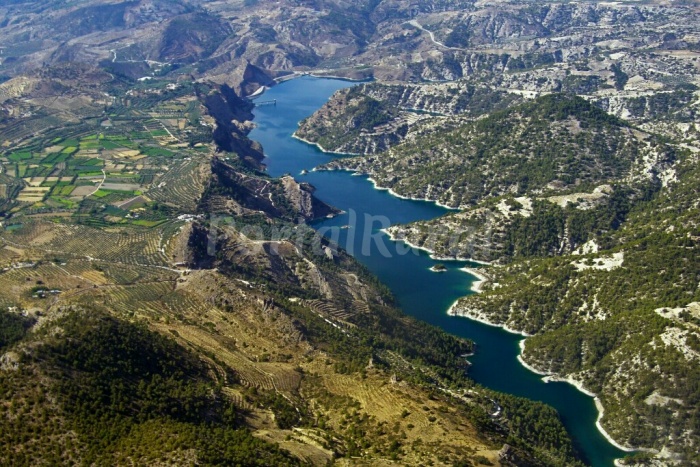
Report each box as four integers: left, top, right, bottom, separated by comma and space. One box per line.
249, 75, 628, 466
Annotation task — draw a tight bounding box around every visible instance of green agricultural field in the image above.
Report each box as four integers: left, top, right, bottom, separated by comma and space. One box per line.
49, 197, 78, 209
130, 219, 166, 227
78, 158, 103, 166
92, 189, 139, 199
0, 79, 210, 223
8, 152, 33, 162
41, 153, 71, 164
24, 166, 51, 178
79, 141, 100, 150
57, 185, 76, 196
142, 147, 175, 157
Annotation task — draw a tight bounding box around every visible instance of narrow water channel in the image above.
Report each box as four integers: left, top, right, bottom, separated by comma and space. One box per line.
249, 75, 628, 466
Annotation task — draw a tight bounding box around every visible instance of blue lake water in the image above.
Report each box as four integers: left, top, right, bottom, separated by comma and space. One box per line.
249, 75, 628, 466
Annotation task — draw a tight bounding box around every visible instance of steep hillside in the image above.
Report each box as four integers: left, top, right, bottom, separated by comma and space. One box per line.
313, 89, 698, 462
320, 94, 673, 209
200, 157, 340, 223
296, 86, 404, 154
450, 152, 700, 462
0, 177, 587, 466
201, 83, 261, 162
0, 74, 588, 464
0, 308, 298, 466
296, 82, 521, 154
385, 183, 654, 263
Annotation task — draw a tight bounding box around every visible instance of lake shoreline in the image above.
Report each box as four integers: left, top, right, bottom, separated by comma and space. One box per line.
449, 299, 639, 457
291, 133, 361, 156
514, 340, 638, 454
448, 302, 531, 337
313, 164, 463, 211
252, 75, 632, 465
366, 176, 460, 211
380, 227, 492, 265
302, 116, 636, 457
460, 267, 488, 293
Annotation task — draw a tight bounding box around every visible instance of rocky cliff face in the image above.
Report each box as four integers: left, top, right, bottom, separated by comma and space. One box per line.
239, 63, 277, 97
202, 84, 264, 165
296, 82, 520, 154
202, 157, 340, 223
279, 175, 338, 221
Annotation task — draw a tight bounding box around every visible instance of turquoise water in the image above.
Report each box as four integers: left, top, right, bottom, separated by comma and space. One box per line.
249, 75, 628, 466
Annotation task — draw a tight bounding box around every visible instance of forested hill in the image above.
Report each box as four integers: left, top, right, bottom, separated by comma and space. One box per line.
0, 85, 588, 464
0, 0, 698, 463
315, 86, 698, 462
296, 86, 402, 155
452, 149, 700, 462
320, 94, 672, 209
295, 82, 521, 155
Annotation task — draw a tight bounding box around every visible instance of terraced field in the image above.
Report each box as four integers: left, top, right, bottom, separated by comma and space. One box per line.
147, 157, 210, 211
300, 358, 500, 466
14, 263, 309, 396
0, 261, 95, 308
303, 299, 358, 327
5, 222, 171, 266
